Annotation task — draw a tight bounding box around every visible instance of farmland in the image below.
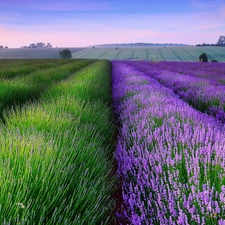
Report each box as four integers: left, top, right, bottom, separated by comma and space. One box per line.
1, 46, 225, 62
1, 58, 225, 224
72, 46, 225, 62
0, 48, 84, 59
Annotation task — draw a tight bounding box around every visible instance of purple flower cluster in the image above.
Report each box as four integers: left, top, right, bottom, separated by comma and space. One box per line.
128, 61, 225, 83
112, 61, 225, 224
125, 61, 225, 123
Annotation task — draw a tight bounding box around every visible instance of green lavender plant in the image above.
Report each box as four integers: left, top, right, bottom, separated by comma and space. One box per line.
0, 60, 116, 224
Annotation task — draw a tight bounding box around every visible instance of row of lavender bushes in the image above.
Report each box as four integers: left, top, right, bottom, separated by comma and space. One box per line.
130, 61, 225, 84
0, 59, 95, 119
0, 60, 116, 224
125, 61, 225, 123
0, 59, 82, 79
112, 61, 225, 224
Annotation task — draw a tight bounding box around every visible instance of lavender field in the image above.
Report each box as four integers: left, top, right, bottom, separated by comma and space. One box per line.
1, 58, 225, 224
112, 61, 225, 224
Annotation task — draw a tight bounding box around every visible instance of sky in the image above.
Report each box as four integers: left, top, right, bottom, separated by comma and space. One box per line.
0, 0, 225, 48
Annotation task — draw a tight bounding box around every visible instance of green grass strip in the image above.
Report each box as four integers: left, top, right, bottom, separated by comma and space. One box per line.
145, 50, 149, 60
169, 49, 184, 61
0, 59, 96, 119
0, 59, 84, 79
98, 50, 108, 59
0, 60, 116, 224
113, 50, 121, 60
158, 49, 166, 61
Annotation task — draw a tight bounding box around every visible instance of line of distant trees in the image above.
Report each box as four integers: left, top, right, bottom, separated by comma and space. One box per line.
96, 43, 188, 47
21, 42, 52, 48
196, 36, 225, 46
196, 43, 225, 47
0, 46, 8, 49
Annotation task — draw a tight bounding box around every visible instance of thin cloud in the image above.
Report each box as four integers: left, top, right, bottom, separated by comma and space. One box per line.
189, 24, 225, 30
1, 23, 220, 48
219, 5, 225, 18
0, 12, 21, 24
0, 0, 109, 11
191, 0, 224, 10
33, 2, 109, 11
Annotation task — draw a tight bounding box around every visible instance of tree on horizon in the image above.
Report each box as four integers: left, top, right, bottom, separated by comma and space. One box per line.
59, 48, 72, 58
199, 53, 208, 62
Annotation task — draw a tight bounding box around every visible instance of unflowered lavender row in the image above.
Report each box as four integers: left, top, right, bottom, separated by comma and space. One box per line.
112, 61, 225, 225
125, 61, 225, 123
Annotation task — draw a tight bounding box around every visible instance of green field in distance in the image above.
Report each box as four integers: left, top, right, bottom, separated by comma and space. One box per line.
72, 46, 225, 62
0, 48, 84, 59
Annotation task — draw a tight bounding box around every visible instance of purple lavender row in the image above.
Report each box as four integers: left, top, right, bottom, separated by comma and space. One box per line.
158, 61, 225, 84
125, 61, 225, 123
128, 61, 225, 84
112, 61, 225, 225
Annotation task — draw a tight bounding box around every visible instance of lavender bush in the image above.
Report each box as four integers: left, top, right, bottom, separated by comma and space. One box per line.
127, 61, 225, 84
125, 61, 225, 123
112, 61, 225, 224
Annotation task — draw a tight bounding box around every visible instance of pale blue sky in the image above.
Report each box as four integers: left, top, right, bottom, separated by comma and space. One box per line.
0, 0, 225, 47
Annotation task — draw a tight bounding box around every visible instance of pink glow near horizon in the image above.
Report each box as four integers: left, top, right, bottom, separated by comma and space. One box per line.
1, 26, 221, 48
